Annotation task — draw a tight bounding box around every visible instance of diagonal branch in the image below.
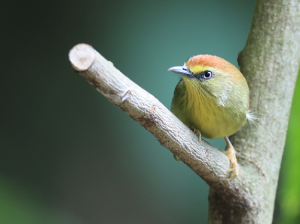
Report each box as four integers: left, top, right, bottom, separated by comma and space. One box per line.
68, 44, 250, 202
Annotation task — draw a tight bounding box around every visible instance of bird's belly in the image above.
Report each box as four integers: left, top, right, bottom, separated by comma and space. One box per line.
189, 107, 244, 138
172, 100, 246, 139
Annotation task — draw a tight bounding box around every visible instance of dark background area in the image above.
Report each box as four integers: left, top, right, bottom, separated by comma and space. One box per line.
1, 0, 299, 223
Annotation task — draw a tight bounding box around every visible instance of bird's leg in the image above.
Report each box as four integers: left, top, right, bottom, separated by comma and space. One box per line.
224, 136, 238, 180
192, 127, 202, 143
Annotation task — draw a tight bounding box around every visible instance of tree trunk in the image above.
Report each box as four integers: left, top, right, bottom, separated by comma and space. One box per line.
208, 0, 300, 223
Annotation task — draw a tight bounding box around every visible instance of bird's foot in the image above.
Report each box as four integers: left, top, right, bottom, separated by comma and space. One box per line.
173, 153, 181, 161
192, 127, 202, 143
226, 147, 238, 180
224, 137, 239, 180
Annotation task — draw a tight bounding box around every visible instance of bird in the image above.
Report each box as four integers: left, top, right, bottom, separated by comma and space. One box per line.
168, 55, 256, 180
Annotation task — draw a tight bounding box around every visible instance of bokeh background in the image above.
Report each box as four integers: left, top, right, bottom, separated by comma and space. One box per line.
1, 0, 299, 223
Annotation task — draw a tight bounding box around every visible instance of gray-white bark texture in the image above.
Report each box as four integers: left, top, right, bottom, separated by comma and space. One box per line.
68, 0, 300, 223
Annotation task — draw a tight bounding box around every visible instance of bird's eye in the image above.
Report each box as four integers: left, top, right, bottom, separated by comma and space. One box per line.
203, 70, 214, 80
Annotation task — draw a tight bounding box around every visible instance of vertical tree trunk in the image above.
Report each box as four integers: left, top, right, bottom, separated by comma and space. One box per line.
208, 0, 300, 223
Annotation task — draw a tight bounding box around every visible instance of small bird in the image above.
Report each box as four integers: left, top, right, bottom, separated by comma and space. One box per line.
168, 55, 255, 180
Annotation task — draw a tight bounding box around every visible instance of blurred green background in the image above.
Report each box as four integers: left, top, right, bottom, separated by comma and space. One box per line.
1, 0, 299, 223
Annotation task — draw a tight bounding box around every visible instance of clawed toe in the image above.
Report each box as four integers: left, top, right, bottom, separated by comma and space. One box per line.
173, 154, 181, 161
228, 166, 237, 172
226, 175, 236, 181
227, 164, 238, 181
192, 127, 202, 143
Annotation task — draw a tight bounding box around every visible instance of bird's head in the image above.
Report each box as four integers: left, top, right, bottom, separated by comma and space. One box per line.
168, 55, 248, 106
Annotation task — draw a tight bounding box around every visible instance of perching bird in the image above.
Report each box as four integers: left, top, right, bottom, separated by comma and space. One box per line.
168, 55, 255, 179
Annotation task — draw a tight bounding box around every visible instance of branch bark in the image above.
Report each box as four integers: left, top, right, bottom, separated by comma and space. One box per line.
68, 44, 247, 199
68, 0, 300, 223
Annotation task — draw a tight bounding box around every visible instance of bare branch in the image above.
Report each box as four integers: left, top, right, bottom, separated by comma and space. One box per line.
68, 44, 250, 202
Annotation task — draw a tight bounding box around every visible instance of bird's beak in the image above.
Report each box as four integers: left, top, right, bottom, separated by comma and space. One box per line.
168, 66, 194, 78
